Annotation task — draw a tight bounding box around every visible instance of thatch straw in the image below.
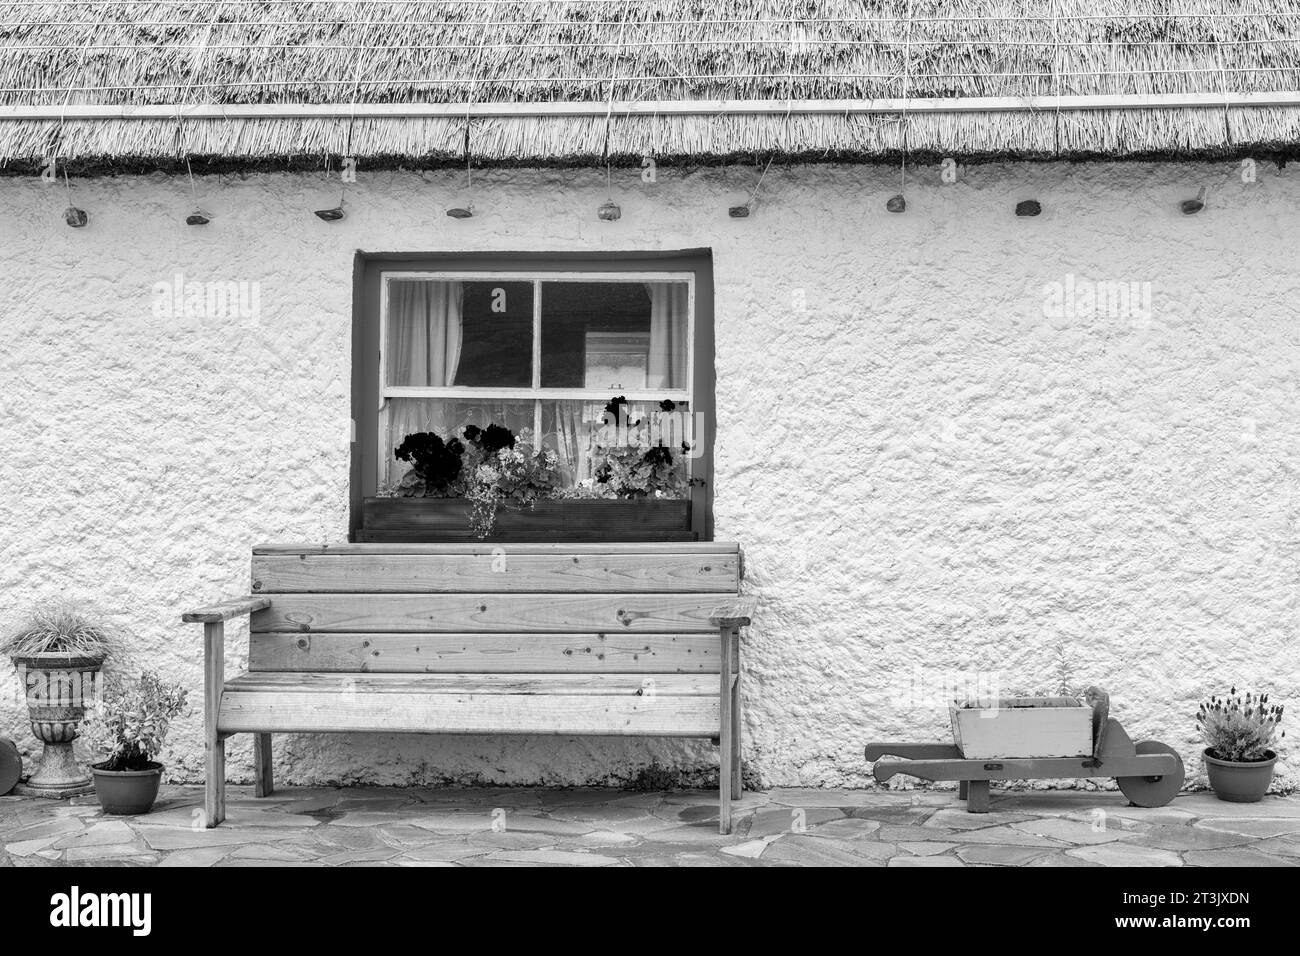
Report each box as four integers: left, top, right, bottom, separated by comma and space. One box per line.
3, 0, 1300, 169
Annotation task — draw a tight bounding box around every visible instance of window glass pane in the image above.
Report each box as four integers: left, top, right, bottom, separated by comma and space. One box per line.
386, 279, 532, 388
541, 399, 693, 496
383, 398, 535, 487
540, 281, 688, 390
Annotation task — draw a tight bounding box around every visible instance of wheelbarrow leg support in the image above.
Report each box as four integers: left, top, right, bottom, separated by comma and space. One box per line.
966, 779, 990, 812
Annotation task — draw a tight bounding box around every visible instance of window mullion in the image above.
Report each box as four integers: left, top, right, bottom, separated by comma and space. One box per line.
532, 280, 542, 439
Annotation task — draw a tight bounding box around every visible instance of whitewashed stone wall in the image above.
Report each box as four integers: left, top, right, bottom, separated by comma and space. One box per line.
1, 160, 1296, 792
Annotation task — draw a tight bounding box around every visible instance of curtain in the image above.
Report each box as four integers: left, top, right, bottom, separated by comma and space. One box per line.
645, 282, 689, 389
545, 401, 603, 486
384, 280, 464, 484
388, 280, 463, 387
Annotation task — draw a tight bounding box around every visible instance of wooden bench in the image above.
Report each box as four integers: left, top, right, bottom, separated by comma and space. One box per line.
183, 542, 754, 833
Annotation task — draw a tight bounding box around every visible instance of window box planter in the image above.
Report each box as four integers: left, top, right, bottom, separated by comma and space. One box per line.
950, 696, 1094, 759
358, 497, 695, 542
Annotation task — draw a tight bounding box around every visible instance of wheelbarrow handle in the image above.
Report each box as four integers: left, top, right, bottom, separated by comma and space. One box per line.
865, 742, 963, 762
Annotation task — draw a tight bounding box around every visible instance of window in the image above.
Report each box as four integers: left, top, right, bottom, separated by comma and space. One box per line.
375, 270, 698, 494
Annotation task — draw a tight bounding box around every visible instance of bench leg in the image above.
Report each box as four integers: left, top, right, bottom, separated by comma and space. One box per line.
254, 733, 273, 798
966, 779, 990, 813
205, 740, 225, 827
958, 780, 969, 801
203, 621, 226, 828
718, 625, 736, 835
730, 678, 743, 798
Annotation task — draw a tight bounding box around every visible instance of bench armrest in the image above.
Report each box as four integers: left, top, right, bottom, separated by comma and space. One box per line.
709, 598, 756, 628
182, 597, 272, 624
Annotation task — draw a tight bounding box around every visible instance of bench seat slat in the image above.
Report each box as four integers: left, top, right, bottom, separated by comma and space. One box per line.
249, 632, 720, 673
224, 672, 724, 695
251, 593, 736, 633
252, 551, 739, 594
218, 675, 723, 736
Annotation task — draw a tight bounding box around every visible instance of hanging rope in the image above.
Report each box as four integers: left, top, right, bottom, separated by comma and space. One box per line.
601, 0, 633, 162
899, 0, 909, 195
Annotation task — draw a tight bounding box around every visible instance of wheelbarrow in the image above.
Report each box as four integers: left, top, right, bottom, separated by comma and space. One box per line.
864, 688, 1185, 812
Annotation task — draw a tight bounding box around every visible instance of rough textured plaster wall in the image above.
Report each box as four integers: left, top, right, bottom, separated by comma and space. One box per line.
0, 161, 1296, 793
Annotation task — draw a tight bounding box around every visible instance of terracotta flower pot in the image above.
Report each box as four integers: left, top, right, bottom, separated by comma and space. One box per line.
10, 652, 103, 797
91, 762, 163, 815
1203, 748, 1277, 803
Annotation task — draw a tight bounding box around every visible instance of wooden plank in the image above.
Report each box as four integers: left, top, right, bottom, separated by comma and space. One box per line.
730, 628, 742, 797
218, 690, 719, 736
224, 672, 720, 696
950, 702, 1093, 758
250, 593, 734, 634
203, 621, 226, 827
709, 597, 756, 627
253, 733, 273, 798
184, 596, 271, 624
249, 632, 721, 673
252, 551, 738, 594
254, 542, 740, 555
864, 742, 964, 761
719, 624, 735, 835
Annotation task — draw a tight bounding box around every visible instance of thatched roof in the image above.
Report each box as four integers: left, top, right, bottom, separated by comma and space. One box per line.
4, 1, 1300, 171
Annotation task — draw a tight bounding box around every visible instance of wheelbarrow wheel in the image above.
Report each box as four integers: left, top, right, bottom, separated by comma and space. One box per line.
1116, 740, 1184, 808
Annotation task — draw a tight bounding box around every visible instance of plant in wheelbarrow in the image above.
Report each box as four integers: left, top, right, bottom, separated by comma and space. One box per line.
80, 670, 189, 814
1197, 688, 1284, 803
0, 601, 124, 797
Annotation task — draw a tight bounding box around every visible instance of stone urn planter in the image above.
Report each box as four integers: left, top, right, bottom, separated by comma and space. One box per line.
1203, 749, 1278, 803
90, 761, 163, 815
11, 652, 104, 798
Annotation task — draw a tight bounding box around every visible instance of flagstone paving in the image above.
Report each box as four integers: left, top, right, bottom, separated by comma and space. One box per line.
1, 786, 1298, 867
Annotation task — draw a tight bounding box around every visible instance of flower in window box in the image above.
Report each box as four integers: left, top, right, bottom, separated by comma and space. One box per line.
393, 432, 464, 496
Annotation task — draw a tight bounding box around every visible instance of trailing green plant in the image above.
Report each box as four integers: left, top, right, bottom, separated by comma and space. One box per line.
81, 670, 189, 772
0, 601, 124, 659
464, 430, 562, 538
1197, 688, 1285, 762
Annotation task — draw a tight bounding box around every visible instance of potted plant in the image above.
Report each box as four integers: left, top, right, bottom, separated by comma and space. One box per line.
0, 602, 122, 797
1197, 688, 1285, 803
80, 670, 188, 814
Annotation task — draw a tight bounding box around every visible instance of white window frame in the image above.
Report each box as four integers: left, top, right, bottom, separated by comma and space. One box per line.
377, 270, 696, 484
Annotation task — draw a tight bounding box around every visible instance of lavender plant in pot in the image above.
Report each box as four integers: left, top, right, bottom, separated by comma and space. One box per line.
0, 602, 123, 797
81, 670, 188, 814
1197, 688, 1285, 803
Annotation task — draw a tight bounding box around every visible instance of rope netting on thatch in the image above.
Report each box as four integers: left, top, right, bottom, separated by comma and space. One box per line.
2, 0, 1300, 165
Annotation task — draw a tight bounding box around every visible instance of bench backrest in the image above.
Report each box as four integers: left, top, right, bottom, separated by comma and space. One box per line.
247, 543, 743, 675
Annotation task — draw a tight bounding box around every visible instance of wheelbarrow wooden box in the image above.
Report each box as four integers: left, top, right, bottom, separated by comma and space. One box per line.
950, 696, 1093, 759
